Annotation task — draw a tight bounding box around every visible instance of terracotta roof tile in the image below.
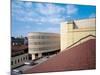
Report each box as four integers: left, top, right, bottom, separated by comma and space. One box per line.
24, 39, 96, 74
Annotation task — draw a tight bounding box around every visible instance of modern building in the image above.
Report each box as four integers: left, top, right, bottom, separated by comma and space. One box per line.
11, 45, 31, 69
23, 18, 96, 73
61, 18, 96, 51
28, 32, 60, 60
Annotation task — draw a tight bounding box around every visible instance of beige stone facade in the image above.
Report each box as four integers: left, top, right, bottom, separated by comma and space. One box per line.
61, 18, 96, 51
28, 32, 60, 60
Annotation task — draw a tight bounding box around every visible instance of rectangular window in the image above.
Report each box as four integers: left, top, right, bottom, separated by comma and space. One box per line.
18, 59, 20, 63
23, 57, 25, 61
35, 53, 38, 59
11, 61, 13, 65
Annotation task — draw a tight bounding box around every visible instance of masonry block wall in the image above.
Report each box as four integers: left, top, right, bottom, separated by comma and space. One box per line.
61, 18, 96, 51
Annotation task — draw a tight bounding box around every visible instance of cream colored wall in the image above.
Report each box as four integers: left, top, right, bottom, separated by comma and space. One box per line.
32, 54, 35, 60
11, 53, 29, 69
31, 53, 42, 60
61, 18, 96, 51
28, 32, 60, 60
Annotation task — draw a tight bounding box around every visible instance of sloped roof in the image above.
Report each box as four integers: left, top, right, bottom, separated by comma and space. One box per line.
24, 39, 96, 74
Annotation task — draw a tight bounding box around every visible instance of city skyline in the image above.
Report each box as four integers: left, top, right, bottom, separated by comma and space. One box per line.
12, 0, 96, 37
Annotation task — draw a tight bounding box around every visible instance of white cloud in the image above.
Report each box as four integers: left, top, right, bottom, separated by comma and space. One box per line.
48, 17, 65, 24
89, 13, 96, 18
36, 22, 43, 25
35, 3, 64, 16
16, 3, 66, 24
66, 5, 78, 15
37, 16, 65, 24
18, 16, 40, 22
25, 2, 32, 8
32, 3, 66, 24
45, 27, 60, 33
25, 25, 31, 29
12, 1, 78, 25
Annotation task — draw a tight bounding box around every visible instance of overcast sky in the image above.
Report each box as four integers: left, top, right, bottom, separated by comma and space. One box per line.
11, 0, 96, 37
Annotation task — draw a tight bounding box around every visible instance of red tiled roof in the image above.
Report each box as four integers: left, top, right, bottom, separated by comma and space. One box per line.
24, 39, 96, 74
